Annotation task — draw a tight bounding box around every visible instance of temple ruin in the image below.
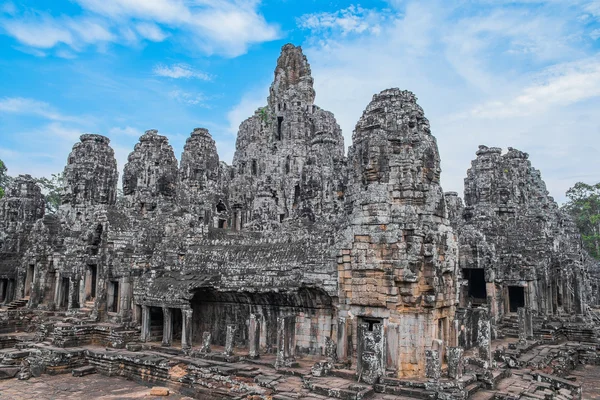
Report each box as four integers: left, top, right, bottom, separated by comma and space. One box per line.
1, 44, 599, 399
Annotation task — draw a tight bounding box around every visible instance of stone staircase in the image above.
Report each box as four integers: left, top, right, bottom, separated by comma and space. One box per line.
6, 296, 29, 310
499, 314, 519, 338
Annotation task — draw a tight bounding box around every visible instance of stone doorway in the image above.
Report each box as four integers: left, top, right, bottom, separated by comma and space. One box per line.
357, 317, 385, 384
463, 268, 487, 304
0, 279, 7, 303
508, 286, 525, 313
149, 307, 164, 342
84, 265, 97, 301
107, 281, 119, 313
59, 278, 69, 309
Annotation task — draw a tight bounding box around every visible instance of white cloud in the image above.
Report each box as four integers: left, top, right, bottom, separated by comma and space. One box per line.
465, 59, 600, 118
109, 126, 142, 137
153, 63, 211, 80
1, 0, 280, 57
296, 0, 600, 202
135, 22, 167, 42
297, 5, 386, 36
0, 97, 83, 123
168, 90, 207, 105
226, 88, 267, 136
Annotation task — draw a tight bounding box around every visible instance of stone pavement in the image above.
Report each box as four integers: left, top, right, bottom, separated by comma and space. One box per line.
571, 364, 600, 399
0, 374, 194, 400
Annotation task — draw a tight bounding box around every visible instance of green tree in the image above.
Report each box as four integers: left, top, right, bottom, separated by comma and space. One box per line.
0, 159, 12, 199
35, 173, 64, 214
563, 182, 600, 260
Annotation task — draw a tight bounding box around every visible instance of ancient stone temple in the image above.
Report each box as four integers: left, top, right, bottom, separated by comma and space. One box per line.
0, 44, 599, 400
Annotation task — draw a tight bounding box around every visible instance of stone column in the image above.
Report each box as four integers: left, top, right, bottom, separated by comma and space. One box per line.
447, 347, 464, 379
162, 307, 173, 347
517, 307, 527, 343
224, 325, 236, 356
477, 317, 492, 363
248, 314, 260, 358
200, 332, 211, 353
141, 305, 150, 342
337, 317, 348, 361
181, 308, 193, 350
425, 349, 441, 380
68, 278, 78, 310
525, 307, 534, 339
275, 315, 296, 369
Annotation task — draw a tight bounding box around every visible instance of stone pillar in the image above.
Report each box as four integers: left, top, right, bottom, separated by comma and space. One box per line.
162, 307, 173, 347
425, 349, 441, 380
224, 325, 236, 356
477, 317, 492, 363
181, 309, 193, 351
337, 317, 348, 361
447, 347, 464, 379
0, 280, 5, 304
200, 332, 211, 353
525, 307, 534, 339
248, 314, 260, 358
141, 305, 150, 342
68, 278, 78, 310
275, 315, 296, 369
517, 307, 527, 343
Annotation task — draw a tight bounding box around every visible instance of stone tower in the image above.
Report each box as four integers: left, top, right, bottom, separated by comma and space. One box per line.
122, 129, 178, 214
229, 44, 346, 230
178, 127, 228, 228
61, 134, 118, 209
337, 89, 459, 379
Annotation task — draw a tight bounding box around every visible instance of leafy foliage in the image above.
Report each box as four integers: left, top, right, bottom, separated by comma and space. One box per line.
563, 182, 600, 260
258, 106, 270, 125
35, 173, 64, 214
0, 159, 12, 200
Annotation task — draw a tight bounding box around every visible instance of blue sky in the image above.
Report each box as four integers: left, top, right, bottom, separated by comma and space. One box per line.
1, 0, 600, 202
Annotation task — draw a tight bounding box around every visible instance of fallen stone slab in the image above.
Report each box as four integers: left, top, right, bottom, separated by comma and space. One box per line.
0, 366, 19, 379
72, 365, 96, 377
150, 387, 170, 396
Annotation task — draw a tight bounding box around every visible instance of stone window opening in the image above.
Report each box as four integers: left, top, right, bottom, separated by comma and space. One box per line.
0, 279, 8, 303
284, 103, 287, 110
277, 117, 283, 140
293, 185, 300, 208
252, 160, 258, 176
216, 200, 227, 213
362, 317, 381, 332
285, 156, 290, 174
508, 286, 525, 313
279, 213, 285, 223
278, 103, 281, 111
218, 219, 227, 229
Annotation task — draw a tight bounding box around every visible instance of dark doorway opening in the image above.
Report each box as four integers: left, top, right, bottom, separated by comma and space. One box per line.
463, 268, 487, 303
508, 286, 525, 313
60, 278, 69, 309
149, 306, 164, 342
172, 308, 183, 343
0, 279, 7, 302
108, 281, 119, 313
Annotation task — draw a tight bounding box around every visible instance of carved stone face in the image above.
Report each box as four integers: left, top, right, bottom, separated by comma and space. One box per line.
499, 188, 511, 205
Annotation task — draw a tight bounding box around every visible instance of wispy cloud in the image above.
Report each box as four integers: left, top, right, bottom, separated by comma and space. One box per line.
1, 0, 280, 57
168, 90, 207, 106
297, 5, 387, 36
0, 97, 84, 123
153, 63, 212, 80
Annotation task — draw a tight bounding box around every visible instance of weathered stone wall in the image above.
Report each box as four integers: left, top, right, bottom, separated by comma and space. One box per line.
1, 43, 597, 381
448, 145, 592, 323
337, 89, 459, 378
